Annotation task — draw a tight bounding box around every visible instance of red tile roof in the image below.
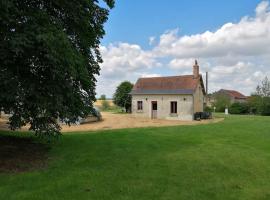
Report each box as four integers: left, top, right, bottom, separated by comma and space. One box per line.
131, 75, 205, 95
220, 89, 247, 99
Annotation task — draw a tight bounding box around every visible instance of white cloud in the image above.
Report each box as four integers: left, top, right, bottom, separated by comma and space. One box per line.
256, 1, 269, 18
100, 42, 160, 79
153, 1, 270, 58
97, 1, 270, 97
169, 58, 196, 70
211, 62, 247, 75
97, 43, 161, 96
140, 73, 161, 78
149, 36, 156, 45
253, 70, 264, 78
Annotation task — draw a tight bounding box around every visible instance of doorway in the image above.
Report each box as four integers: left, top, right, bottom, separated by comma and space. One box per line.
151, 101, 157, 119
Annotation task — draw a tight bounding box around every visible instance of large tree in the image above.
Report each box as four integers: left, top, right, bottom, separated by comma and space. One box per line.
256, 77, 270, 97
113, 81, 133, 112
0, 0, 114, 136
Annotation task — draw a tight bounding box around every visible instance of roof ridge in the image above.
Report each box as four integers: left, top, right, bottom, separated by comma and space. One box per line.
219, 89, 247, 97
138, 74, 194, 79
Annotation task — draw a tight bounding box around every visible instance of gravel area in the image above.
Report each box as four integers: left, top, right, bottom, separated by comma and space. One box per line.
62, 112, 223, 132
0, 112, 223, 133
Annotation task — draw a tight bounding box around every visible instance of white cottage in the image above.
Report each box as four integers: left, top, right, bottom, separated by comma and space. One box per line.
130, 61, 206, 121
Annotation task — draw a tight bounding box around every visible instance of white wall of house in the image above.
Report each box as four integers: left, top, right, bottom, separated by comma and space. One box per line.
132, 94, 194, 121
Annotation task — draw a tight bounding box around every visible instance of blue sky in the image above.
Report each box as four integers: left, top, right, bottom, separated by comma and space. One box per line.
97, 0, 270, 97
102, 0, 261, 47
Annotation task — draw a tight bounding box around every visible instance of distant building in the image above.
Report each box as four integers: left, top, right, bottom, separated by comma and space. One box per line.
130, 61, 206, 121
214, 89, 247, 104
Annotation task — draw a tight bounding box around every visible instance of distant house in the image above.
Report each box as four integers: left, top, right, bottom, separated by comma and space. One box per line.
214, 89, 247, 104
130, 61, 206, 121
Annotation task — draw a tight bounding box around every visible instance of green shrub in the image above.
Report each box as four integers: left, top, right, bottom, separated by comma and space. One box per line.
229, 102, 249, 114
247, 95, 270, 115
247, 95, 262, 114
204, 106, 213, 112
260, 97, 270, 116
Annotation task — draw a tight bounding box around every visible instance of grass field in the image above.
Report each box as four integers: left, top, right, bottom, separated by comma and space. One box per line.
1, 114, 270, 200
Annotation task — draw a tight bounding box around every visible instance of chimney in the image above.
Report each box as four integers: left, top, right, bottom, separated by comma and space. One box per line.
193, 60, 199, 79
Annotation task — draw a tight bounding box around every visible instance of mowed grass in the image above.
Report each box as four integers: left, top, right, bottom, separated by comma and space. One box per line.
1, 114, 270, 200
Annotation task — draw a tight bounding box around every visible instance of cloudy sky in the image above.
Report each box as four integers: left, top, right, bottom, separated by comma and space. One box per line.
97, 0, 270, 97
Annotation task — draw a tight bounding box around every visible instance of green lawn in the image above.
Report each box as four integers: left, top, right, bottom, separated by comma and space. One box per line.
1, 114, 270, 200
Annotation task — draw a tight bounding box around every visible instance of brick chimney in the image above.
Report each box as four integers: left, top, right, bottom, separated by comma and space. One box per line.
193, 60, 199, 79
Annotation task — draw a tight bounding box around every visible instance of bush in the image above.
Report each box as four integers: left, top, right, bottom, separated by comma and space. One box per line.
204, 106, 213, 112
229, 102, 249, 114
260, 97, 270, 116
247, 95, 270, 115
247, 95, 262, 114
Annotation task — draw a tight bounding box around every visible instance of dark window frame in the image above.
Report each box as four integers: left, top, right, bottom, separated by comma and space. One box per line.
137, 101, 143, 110
170, 101, 177, 114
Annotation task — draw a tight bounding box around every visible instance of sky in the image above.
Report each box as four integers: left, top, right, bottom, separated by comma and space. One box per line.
96, 0, 270, 97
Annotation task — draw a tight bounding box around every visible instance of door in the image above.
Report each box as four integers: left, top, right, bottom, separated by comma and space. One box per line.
151, 101, 157, 119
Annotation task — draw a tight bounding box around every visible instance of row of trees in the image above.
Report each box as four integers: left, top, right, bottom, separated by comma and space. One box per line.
212, 77, 270, 115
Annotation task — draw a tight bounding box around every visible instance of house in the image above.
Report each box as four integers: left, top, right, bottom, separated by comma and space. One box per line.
213, 89, 247, 104
130, 60, 206, 121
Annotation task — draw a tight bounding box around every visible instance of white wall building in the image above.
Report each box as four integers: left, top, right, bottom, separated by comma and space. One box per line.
130, 61, 206, 121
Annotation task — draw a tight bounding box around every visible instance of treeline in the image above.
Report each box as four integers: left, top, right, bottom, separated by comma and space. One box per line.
212, 77, 270, 116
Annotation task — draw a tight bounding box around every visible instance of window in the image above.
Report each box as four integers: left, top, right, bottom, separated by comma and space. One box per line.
137, 101, 143, 110
170, 101, 177, 114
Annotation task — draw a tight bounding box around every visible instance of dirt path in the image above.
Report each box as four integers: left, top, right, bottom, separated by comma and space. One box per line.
0, 112, 224, 133
62, 112, 224, 132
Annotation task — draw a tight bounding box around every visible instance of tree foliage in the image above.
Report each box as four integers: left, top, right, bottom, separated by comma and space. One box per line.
256, 77, 270, 97
229, 102, 249, 114
204, 106, 213, 112
247, 95, 262, 114
99, 94, 106, 100
255, 77, 270, 115
260, 97, 270, 116
0, 0, 114, 136
212, 93, 231, 112
248, 77, 270, 116
113, 81, 133, 112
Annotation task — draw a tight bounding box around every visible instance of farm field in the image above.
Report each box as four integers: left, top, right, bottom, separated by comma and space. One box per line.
1, 114, 270, 200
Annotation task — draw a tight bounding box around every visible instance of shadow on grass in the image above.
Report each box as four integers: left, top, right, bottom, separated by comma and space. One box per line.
0, 134, 51, 173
